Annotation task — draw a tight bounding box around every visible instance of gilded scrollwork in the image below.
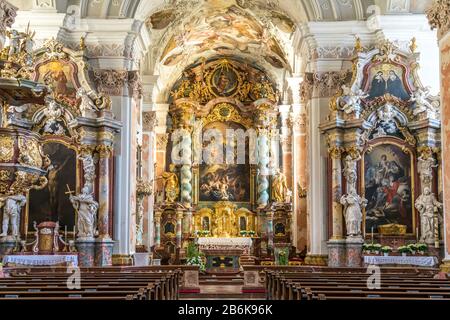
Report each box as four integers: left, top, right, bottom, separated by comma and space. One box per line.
170, 59, 277, 104
0, 135, 14, 162
201, 103, 252, 129
18, 137, 43, 168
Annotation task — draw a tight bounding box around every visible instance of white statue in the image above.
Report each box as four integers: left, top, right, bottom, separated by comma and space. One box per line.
340, 190, 367, 237
76, 87, 99, 116
415, 187, 442, 242
417, 155, 437, 187
338, 85, 368, 116
410, 87, 435, 116
0, 194, 27, 238
342, 154, 360, 190
43, 97, 64, 135
377, 104, 395, 123
6, 30, 21, 56
78, 152, 96, 186
69, 186, 98, 239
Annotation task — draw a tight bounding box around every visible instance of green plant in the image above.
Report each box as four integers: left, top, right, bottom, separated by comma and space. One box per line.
407, 243, 418, 252
363, 243, 373, 251
416, 243, 428, 252
372, 243, 382, 252
277, 249, 288, 266
397, 246, 411, 254
186, 242, 206, 272
381, 246, 392, 253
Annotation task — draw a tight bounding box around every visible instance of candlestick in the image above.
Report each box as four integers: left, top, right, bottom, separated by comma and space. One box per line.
371, 226, 374, 243
416, 227, 419, 242
74, 225, 76, 240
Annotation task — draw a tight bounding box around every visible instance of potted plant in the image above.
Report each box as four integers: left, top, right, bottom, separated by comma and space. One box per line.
407, 243, 417, 255
186, 242, 206, 273
381, 246, 392, 256
277, 249, 289, 266
416, 243, 428, 255
362, 243, 372, 254
248, 230, 256, 237
240, 230, 248, 237
372, 243, 382, 255
397, 245, 410, 257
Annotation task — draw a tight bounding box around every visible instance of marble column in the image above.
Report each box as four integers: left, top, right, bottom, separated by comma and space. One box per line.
176, 210, 183, 248
427, 2, 450, 270
257, 130, 270, 207
96, 144, 112, 239
327, 145, 346, 267
154, 211, 162, 248
95, 144, 114, 266
266, 211, 274, 252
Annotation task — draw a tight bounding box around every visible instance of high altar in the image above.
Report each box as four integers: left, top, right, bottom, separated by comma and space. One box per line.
153, 59, 293, 267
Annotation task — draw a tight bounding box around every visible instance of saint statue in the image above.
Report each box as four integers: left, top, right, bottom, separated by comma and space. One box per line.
69, 186, 98, 239
415, 187, 442, 243
340, 190, 367, 237
0, 194, 27, 238
272, 168, 288, 202
162, 164, 179, 203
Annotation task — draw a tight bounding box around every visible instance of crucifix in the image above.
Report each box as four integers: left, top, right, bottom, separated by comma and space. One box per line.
65, 184, 75, 196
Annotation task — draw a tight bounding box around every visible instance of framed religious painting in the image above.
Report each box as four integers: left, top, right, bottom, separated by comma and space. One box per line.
362, 141, 416, 235
364, 63, 412, 101
198, 121, 251, 203
26, 141, 78, 236
34, 60, 79, 106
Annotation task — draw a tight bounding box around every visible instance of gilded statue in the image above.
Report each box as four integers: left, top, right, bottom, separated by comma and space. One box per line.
271, 168, 288, 203
161, 164, 179, 203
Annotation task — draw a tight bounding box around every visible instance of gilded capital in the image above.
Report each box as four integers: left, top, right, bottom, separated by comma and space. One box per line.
427, 0, 450, 38
328, 146, 343, 159
96, 144, 113, 158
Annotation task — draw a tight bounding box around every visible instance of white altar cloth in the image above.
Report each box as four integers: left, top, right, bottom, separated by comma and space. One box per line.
364, 255, 438, 267
3, 254, 78, 266
198, 237, 252, 250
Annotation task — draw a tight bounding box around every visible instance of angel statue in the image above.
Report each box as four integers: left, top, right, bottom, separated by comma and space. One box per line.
161, 164, 179, 203
271, 168, 289, 203
410, 87, 435, 117
337, 85, 368, 116
76, 87, 99, 116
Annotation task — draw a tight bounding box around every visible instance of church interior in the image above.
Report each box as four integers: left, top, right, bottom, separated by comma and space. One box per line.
1, 0, 450, 302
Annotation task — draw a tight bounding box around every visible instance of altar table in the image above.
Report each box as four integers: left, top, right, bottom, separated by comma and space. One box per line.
197, 237, 253, 273
3, 254, 78, 267
363, 255, 438, 267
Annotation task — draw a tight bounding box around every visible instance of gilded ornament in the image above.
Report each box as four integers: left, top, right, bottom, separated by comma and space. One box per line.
0, 170, 10, 181
0, 135, 14, 162
96, 144, 113, 158
202, 103, 253, 129
18, 137, 43, 168
328, 146, 343, 159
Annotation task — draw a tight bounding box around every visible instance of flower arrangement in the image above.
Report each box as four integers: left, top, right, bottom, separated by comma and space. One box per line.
186, 242, 206, 272
416, 243, 428, 254
381, 246, 392, 255
363, 243, 383, 254
277, 250, 289, 266
247, 230, 256, 237
196, 230, 210, 237
407, 243, 417, 254
397, 245, 411, 255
